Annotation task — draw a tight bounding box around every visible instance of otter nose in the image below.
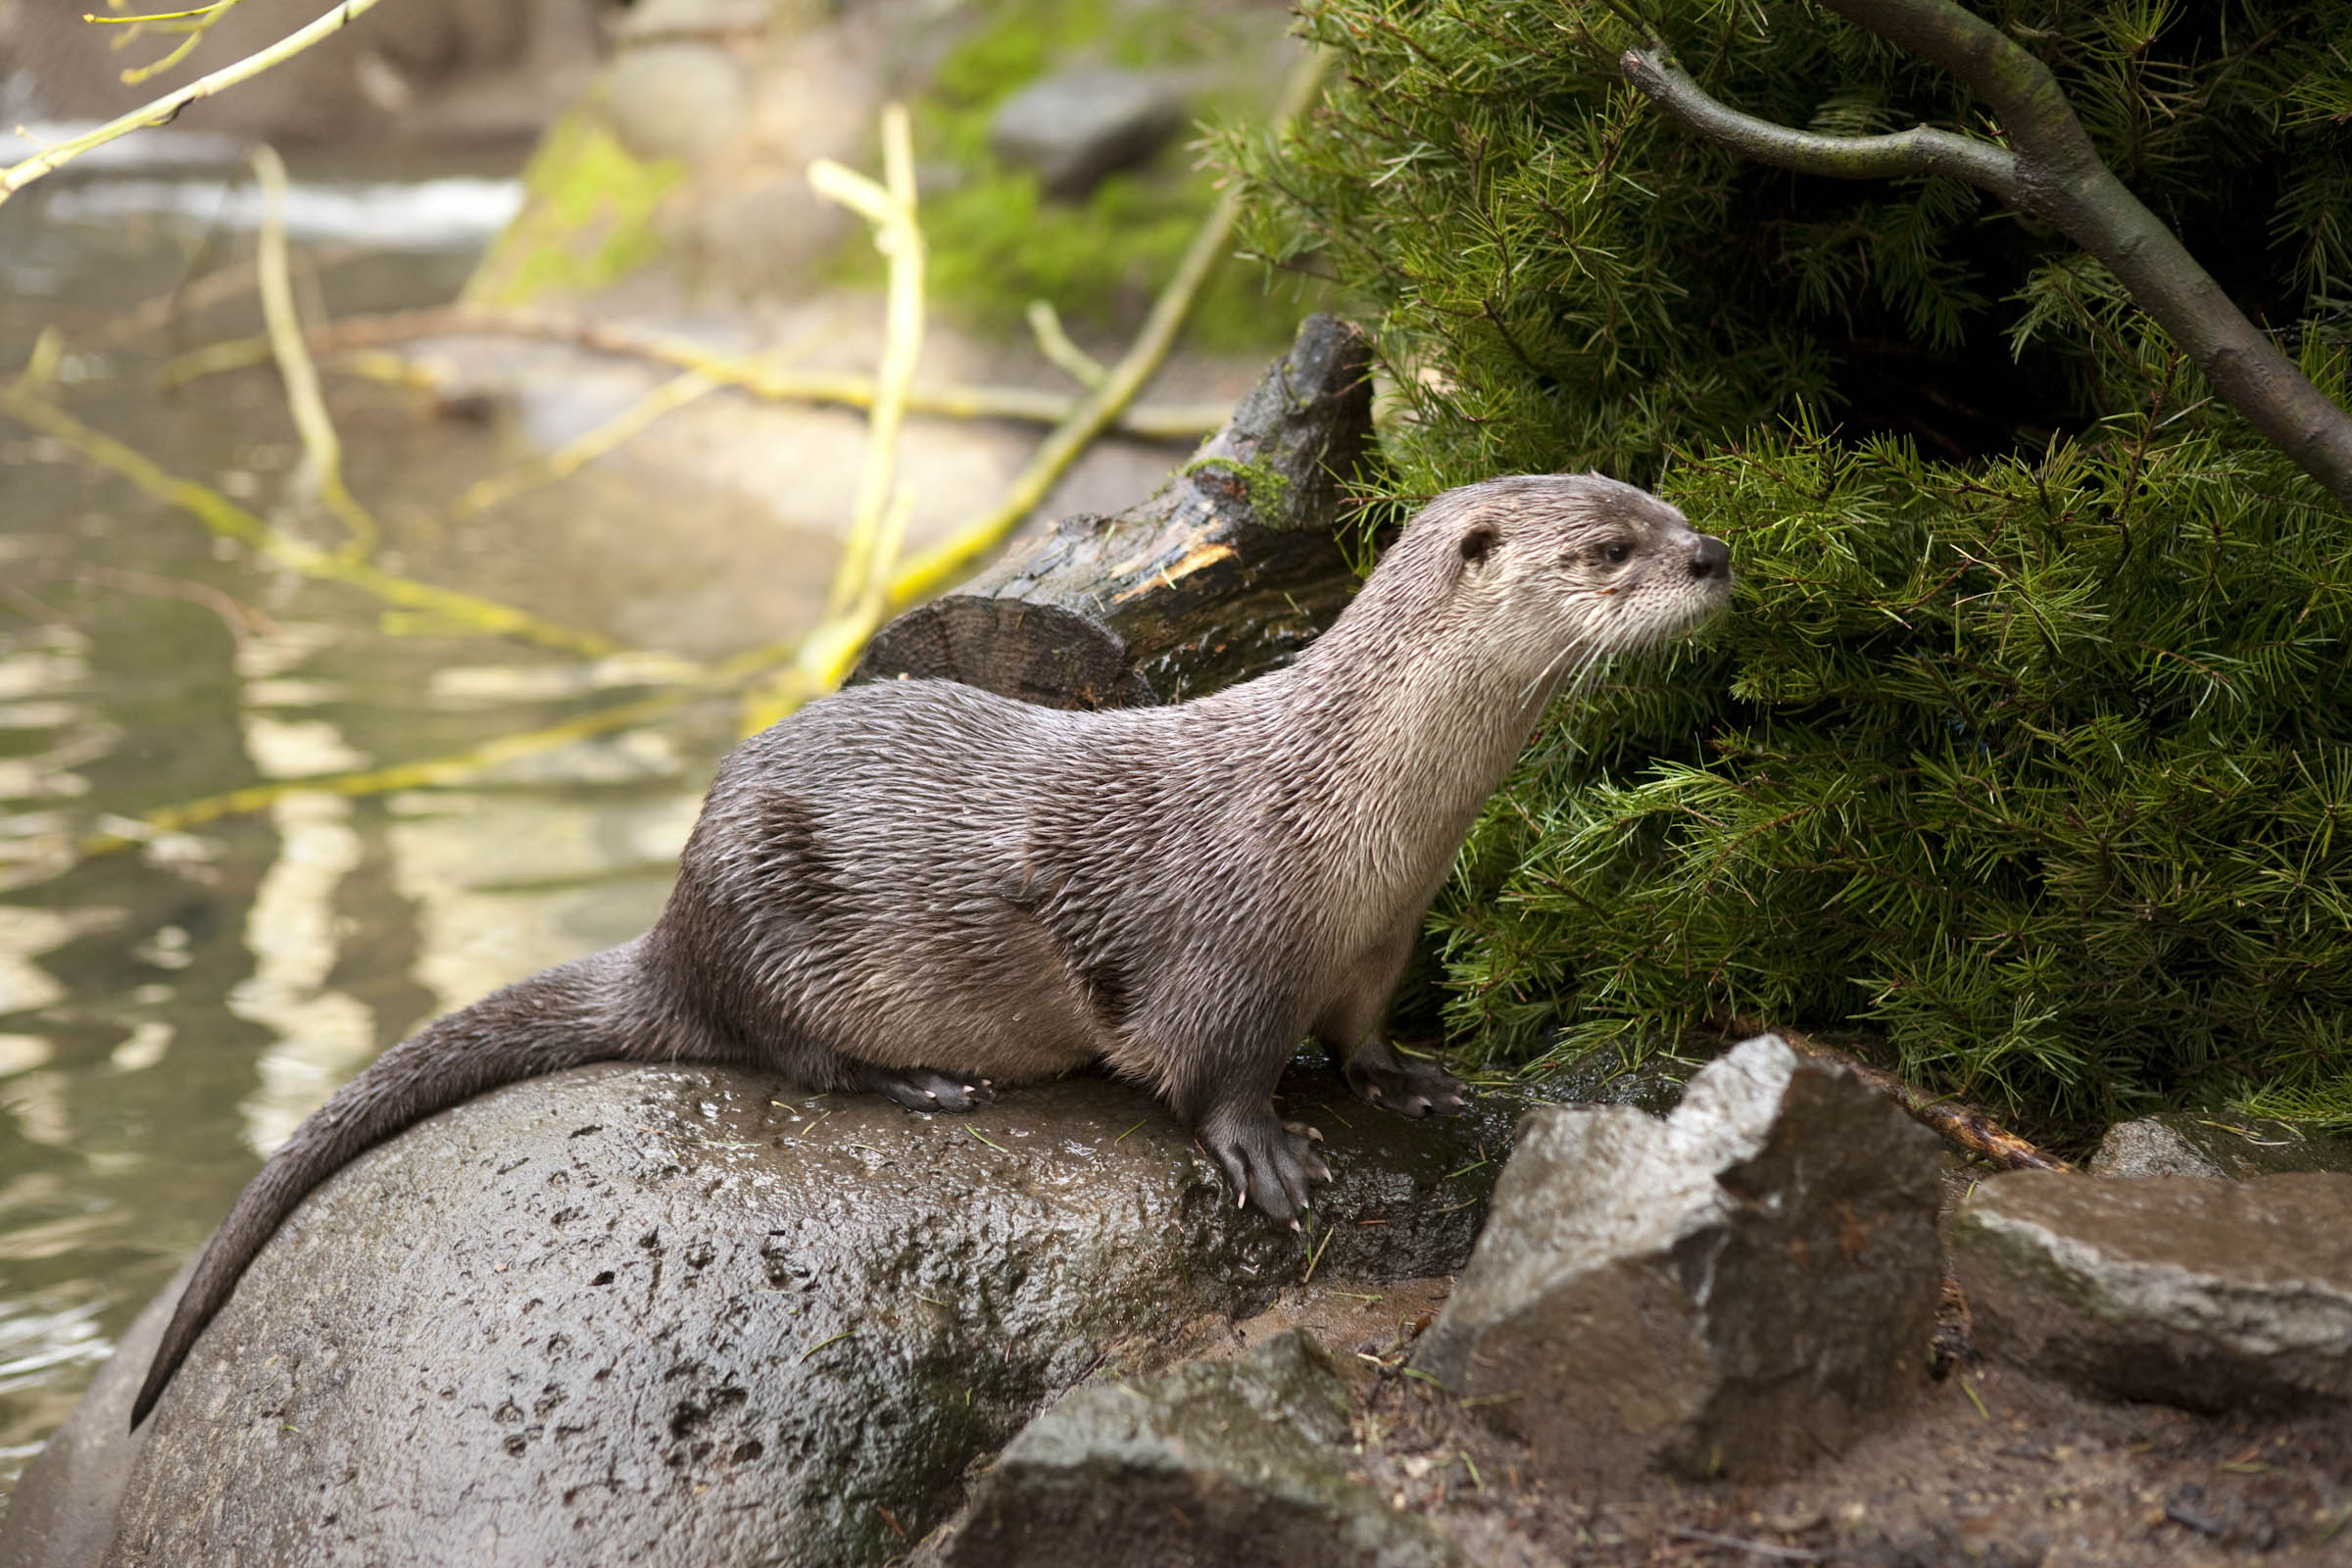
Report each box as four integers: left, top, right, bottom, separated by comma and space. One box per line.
1689, 534, 1730, 580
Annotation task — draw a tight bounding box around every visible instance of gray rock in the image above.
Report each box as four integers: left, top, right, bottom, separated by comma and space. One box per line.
988, 66, 1186, 198
1415, 1035, 1946, 1485
1952, 1171, 2352, 1411
604, 42, 750, 164
9, 1056, 1527, 1568
941, 1330, 1458, 1568
2088, 1112, 2352, 1180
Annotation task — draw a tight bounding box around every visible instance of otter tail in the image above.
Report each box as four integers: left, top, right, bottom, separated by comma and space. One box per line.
129, 937, 715, 1430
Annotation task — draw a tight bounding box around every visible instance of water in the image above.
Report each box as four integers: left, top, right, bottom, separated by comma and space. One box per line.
0, 143, 815, 1493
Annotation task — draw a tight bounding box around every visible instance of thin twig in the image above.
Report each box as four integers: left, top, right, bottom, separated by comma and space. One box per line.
1026, 299, 1108, 388
107, 0, 251, 86
736, 104, 930, 733
453, 368, 722, 519
99, 241, 366, 347
249, 143, 376, 561
155, 310, 1233, 440
814, 103, 924, 621
1, 0, 393, 203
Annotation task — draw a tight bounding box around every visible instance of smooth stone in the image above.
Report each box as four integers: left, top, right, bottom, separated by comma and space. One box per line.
938, 1330, 1458, 1568
1952, 1170, 2352, 1411
8, 1055, 1525, 1568
603, 42, 750, 164
2087, 1112, 2352, 1180
1414, 1035, 1946, 1484
988, 65, 1185, 198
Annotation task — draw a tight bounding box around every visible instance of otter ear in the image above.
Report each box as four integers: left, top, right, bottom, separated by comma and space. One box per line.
1459, 522, 1498, 565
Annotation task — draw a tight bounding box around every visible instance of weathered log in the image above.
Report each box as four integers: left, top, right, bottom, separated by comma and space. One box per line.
849, 312, 1376, 708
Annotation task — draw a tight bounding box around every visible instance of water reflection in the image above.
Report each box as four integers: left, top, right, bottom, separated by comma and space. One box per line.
0, 152, 765, 1493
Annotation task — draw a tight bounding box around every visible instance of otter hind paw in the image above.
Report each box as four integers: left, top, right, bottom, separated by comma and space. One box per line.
1345, 1054, 1469, 1120
864, 1065, 994, 1113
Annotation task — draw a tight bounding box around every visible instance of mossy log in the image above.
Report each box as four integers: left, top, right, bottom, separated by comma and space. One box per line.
849, 313, 1375, 709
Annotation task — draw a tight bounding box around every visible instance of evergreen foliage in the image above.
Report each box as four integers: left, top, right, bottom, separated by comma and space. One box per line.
1227, 0, 2352, 1135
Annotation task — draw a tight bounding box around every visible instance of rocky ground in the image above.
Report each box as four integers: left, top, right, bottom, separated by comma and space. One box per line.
906, 1054, 2352, 1568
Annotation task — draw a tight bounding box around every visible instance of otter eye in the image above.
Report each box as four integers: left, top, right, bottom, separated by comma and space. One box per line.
1602, 541, 1632, 565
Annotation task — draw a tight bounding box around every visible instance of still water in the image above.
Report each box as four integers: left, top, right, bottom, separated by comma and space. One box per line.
0, 144, 801, 1493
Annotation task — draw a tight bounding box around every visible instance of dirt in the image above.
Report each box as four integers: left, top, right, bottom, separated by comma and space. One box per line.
1206, 1276, 2352, 1567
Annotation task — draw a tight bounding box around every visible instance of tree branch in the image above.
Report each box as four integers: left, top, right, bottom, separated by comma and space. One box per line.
0, 0, 392, 204
1620, 47, 2022, 202
1621, 0, 2352, 510
155, 309, 1233, 442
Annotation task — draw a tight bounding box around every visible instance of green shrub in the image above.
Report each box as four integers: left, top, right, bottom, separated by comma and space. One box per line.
1230, 0, 2352, 1135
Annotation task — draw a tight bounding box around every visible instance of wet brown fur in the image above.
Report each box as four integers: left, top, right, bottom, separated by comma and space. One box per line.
130, 472, 1733, 1429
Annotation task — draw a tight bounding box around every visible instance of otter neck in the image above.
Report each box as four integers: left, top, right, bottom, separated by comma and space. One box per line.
1265, 589, 1575, 927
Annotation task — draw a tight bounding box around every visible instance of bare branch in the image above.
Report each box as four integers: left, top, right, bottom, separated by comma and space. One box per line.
250, 143, 377, 561
1620, 47, 2022, 202
0, 0, 392, 204
1622, 0, 2352, 509
156, 309, 1234, 442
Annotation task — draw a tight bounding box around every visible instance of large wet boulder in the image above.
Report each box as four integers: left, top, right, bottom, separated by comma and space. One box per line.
1414, 1035, 1946, 1485
7, 1057, 1523, 1568
938, 1330, 1457, 1568
1952, 1171, 2352, 1412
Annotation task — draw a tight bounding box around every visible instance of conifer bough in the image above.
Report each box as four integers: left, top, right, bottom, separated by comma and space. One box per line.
1620, 0, 2352, 511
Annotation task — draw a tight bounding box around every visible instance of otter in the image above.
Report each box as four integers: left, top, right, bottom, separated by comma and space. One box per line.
129, 471, 1732, 1429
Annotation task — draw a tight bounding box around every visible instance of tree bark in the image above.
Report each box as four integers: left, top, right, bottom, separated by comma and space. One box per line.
849, 313, 1377, 709
1621, 0, 2352, 510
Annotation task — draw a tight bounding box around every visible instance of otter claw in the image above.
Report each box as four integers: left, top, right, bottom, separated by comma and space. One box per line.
864, 1065, 994, 1113
1200, 1109, 1331, 1225
1344, 1054, 1469, 1121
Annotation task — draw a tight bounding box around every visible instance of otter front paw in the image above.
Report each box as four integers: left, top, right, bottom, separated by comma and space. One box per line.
863, 1065, 994, 1113
1345, 1051, 1468, 1119
1199, 1109, 1331, 1227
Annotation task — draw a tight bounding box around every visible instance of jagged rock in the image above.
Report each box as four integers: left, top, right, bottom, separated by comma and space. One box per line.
988, 65, 1186, 198
852, 314, 1373, 708
2088, 1112, 2352, 1180
1414, 1035, 1945, 1485
939, 1330, 1457, 1568
6, 1056, 1527, 1568
1952, 1171, 2352, 1412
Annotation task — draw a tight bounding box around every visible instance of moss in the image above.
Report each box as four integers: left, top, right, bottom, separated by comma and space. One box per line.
1181, 453, 1293, 518
464, 112, 682, 307
834, 0, 1319, 353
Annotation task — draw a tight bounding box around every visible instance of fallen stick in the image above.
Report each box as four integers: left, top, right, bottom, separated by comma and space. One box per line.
155, 307, 1234, 442
1728, 1018, 2075, 1173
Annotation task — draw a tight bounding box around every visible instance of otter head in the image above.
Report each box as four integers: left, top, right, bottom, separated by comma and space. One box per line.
1413, 471, 1732, 693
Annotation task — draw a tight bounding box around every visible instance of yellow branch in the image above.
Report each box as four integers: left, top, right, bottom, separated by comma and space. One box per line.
1, 0, 391, 203
882, 45, 1332, 610
1026, 300, 1108, 389
741, 103, 928, 733
812, 103, 924, 620
453, 368, 722, 519
156, 313, 1234, 440
250, 143, 377, 561
0, 376, 623, 660
81, 689, 711, 857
